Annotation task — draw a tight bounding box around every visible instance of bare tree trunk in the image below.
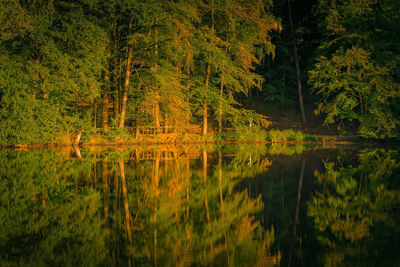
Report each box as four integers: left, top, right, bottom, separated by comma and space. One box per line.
112, 22, 120, 124
154, 18, 161, 129
202, 1, 214, 136
93, 101, 97, 128
102, 94, 108, 128
73, 132, 81, 146
119, 19, 134, 128
102, 69, 110, 128
203, 63, 211, 136
119, 45, 133, 128
203, 101, 208, 136
185, 54, 191, 128
113, 87, 120, 124
218, 80, 224, 135
155, 102, 160, 128
288, 0, 306, 127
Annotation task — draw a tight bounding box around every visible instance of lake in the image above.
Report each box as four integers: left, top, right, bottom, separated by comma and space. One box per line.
1, 144, 399, 266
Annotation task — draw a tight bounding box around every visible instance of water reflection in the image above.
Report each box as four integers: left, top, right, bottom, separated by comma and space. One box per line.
0, 145, 399, 266
307, 149, 400, 266
0, 150, 106, 266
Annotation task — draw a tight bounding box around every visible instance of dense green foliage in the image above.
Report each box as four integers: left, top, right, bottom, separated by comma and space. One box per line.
309, 0, 400, 137
0, 0, 279, 145
0, 0, 399, 144
0, 1, 107, 144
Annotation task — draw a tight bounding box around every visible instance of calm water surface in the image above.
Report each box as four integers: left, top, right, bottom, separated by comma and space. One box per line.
1, 144, 399, 266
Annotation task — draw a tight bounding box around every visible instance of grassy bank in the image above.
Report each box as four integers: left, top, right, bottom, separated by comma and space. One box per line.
1, 127, 366, 149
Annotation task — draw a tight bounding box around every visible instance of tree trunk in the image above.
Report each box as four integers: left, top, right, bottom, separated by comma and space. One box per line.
112, 60, 120, 124
218, 80, 224, 135
155, 104, 160, 129
202, 1, 214, 136
203, 102, 208, 136
203, 63, 211, 136
101, 94, 108, 128
186, 54, 191, 128
113, 88, 120, 124
118, 18, 134, 128
288, 0, 306, 127
154, 18, 161, 129
112, 23, 120, 124
73, 132, 81, 146
93, 101, 97, 128
119, 45, 132, 128
102, 69, 110, 128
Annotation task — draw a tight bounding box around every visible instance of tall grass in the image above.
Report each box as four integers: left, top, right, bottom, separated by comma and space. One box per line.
230, 125, 268, 142
266, 129, 306, 143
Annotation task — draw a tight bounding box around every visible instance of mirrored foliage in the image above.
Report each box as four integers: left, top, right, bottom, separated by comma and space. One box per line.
1, 145, 399, 266
308, 149, 400, 266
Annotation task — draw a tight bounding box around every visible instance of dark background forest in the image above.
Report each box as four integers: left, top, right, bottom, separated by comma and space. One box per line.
1, 0, 399, 145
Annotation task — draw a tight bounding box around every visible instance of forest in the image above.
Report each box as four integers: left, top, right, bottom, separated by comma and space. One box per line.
0, 0, 399, 145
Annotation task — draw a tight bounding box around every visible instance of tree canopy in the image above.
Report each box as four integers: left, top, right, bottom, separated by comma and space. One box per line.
0, 0, 399, 145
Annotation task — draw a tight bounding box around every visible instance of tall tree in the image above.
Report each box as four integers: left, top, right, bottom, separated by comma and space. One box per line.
0, 0, 108, 144
287, 0, 306, 127
309, 0, 400, 138
191, 0, 278, 135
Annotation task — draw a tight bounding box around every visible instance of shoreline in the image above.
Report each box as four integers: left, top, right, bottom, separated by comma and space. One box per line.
1, 135, 395, 150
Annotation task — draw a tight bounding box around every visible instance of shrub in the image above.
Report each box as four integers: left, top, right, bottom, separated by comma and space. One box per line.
98, 128, 133, 142
266, 129, 305, 143
233, 125, 268, 142
267, 129, 287, 143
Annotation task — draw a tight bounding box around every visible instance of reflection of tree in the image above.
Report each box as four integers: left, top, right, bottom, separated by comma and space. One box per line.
225, 144, 272, 179
288, 158, 305, 267
248, 154, 306, 266
113, 146, 279, 266
0, 145, 281, 266
0, 150, 106, 266
308, 149, 400, 266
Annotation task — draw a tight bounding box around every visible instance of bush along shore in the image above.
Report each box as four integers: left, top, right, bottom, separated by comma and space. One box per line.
2, 127, 368, 149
